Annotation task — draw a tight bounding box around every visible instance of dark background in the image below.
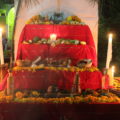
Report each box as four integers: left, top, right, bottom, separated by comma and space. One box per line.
98, 0, 120, 76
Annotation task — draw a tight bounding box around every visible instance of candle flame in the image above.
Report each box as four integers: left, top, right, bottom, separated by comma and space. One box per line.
109, 33, 113, 38
0, 28, 2, 32
111, 66, 115, 78
50, 34, 57, 41
108, 33, 113, 43
112, 66, 115, 72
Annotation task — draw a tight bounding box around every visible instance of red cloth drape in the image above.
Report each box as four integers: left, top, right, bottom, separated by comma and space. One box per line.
79, 71, 102, 90
0, 73, 8, 90
10, 24, 100, 91
20, 44, 95, 65
17, 24, 97, 66
11, 70, 102, 91
13, 70, 75, 90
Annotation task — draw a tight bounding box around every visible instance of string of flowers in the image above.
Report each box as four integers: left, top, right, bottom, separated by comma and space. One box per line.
13, 66, 99, 72
0, 90, 119, 104
0, 95, 120, 104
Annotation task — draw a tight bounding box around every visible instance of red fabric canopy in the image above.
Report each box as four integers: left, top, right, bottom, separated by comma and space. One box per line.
9, 24, 101, 91
17, 24, 97, 66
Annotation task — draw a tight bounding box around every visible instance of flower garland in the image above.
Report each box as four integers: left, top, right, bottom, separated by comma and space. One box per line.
0, 95, 120, 104
0, 90, 119, 104
13, 66, 99, 72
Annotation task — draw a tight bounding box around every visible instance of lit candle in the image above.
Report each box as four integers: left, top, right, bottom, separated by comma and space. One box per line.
50, 34, 57, 41
106, 33, 112, 69
111, 66, 115, 78
0, 28, 4, 64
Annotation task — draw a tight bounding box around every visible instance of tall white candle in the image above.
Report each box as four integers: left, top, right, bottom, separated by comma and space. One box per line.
0, 28, 4, 64
106, 34, 112, 69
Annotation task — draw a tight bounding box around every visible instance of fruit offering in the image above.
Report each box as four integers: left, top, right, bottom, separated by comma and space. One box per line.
22, 37, 86, 46
26, 14, 86, 25
26, 15, 42, 24
26, 15, 53, 24
60, 16, 85, 25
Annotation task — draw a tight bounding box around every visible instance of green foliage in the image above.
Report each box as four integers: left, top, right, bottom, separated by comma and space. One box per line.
0, 0, 14, 8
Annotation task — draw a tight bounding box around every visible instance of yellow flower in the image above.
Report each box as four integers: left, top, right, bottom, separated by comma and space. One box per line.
20, 98, 28, 103
62, 67, 68, 71
49, 67, 57, 71
80, 41, 86, 45
57, 67, 63, 71
36, 98, 47, 103
75, 67, 80, 72
98, 96, 109, 103
29, 97, 37, 102
69, 67, 75, 72
31, 91, 40, 97
64, 97, 73, 104
59, 98, 65, 103
74, 96, 83, 103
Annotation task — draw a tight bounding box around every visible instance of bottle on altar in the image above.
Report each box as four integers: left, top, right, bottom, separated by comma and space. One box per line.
7, 70, 14, 96
71, 72, 81, 95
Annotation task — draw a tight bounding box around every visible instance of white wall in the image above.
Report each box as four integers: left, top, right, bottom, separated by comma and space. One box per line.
14, 0, 98, 59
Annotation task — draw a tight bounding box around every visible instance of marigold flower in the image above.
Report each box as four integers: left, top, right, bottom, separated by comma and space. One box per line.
15, 92, 24, 99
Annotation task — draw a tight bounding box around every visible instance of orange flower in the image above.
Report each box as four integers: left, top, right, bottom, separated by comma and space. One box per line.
74, 96, 83, 103
0, 96, 6, 102
59, 98, 65, 103
64, 97, 73, 104
15, 92, 24, 99
83, 95, 98, 103
5, 96, 13, 103
0, 91, 5, 97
